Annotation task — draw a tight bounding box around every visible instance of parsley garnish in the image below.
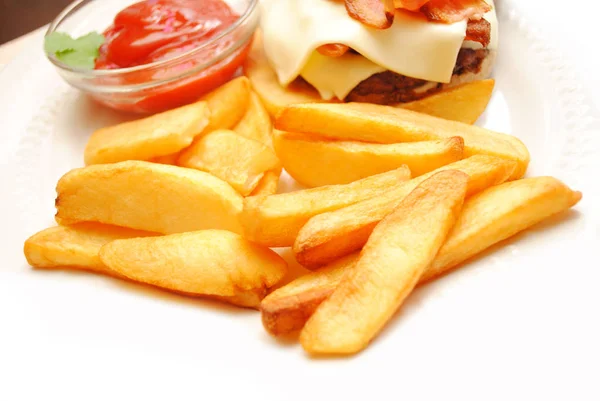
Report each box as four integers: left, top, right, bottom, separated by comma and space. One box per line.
44, 32, 105, 69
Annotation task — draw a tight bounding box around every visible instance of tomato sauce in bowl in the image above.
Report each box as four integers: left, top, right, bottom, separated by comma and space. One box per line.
95, 0, 240, 69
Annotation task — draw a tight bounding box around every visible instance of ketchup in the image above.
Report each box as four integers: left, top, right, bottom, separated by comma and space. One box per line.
95, 0, 239, 69
93, 0, 253, 114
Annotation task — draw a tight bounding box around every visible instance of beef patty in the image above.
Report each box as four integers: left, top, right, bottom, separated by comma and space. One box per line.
345, 48, 489, 105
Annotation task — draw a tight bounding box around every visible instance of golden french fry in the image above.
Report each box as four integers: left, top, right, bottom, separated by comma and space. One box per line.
177, 130, 281, 196
261, 176, 583, 336
260, 252, 358, 336
249, 169, 281, 196
275, 102, 530, 180
399, 79, 495, 124
243, 32, 329, 118
274, 130, 462, 186
23, 223, 155, 276
55, 160, 244, 235
201, 76, 252, 132
240, 166, 411, 247
150, 152, 181, 165
84, 101, 210, 166
234, 91, 273, 147
99, 230, 287, 308
300, 171, 468, 355
294, 155, 516, 268
422, 176, 583, 282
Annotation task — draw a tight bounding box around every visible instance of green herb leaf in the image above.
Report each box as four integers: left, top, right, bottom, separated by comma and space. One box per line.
44, 32, 105, 69
44, 32, 77, 54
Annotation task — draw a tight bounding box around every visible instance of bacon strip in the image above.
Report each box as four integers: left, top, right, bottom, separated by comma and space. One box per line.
421, 0, 492, 23
317, 44, 350, 58
383, 0, 396, 16
465, 18, 491, 47
343, 0, 493, 33
345, 0, 395, 29
393, 0, 430, 11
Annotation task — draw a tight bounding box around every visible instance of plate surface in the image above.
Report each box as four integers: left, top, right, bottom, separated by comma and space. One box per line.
1, 1, 599, 400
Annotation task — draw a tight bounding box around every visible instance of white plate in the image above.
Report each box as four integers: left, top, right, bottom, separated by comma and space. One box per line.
1, 1, 599, 400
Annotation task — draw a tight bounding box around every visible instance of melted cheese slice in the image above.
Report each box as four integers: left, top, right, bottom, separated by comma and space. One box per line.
300, 51, 386, 101
259, 0, 498, 101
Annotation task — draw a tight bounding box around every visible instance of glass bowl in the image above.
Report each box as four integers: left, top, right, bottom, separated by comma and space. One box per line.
45, 0, 259, 114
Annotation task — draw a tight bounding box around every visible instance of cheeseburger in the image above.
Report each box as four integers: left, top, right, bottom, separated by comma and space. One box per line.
249, 0, 498, 110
